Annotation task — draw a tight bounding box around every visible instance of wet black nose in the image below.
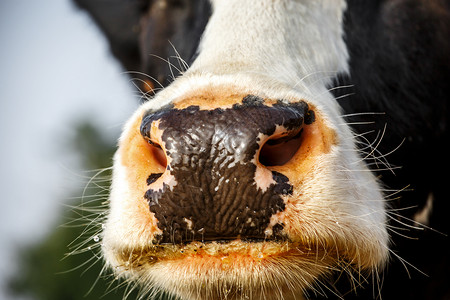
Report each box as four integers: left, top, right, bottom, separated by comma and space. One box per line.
140, 96, 315, 244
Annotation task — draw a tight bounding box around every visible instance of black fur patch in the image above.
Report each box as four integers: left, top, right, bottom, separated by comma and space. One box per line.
329, 1, 450, 299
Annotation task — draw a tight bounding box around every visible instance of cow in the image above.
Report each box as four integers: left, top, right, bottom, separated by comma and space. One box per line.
74, 0, 450, 299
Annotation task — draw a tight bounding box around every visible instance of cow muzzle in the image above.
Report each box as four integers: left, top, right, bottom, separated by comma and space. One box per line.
134, 93, 329, 245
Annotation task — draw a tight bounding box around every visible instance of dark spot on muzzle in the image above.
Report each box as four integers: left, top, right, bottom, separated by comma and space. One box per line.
147, 173, 163, 185
140, 95, 315, 244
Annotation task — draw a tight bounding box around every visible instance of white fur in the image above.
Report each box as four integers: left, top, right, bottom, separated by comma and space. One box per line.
102, 0, 389, 299
192, 0, 349, 86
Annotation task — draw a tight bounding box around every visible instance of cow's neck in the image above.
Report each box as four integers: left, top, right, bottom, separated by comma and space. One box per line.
188, 0, 349, 90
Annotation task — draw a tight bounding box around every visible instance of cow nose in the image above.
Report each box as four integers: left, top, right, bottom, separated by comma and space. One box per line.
140, 97, 315, 244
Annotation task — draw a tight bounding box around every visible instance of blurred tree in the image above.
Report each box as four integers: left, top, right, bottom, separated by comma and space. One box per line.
8, 121, 171, 300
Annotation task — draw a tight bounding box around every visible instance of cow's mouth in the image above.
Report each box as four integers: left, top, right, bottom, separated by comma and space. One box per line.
106, 236, 342, 300
111, 238, 334, 273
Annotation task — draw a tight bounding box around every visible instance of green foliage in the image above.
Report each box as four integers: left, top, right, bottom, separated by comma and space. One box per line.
8, 121, 139, 300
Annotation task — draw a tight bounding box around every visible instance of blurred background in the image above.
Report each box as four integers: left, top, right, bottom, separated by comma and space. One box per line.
0, 0, 142, 299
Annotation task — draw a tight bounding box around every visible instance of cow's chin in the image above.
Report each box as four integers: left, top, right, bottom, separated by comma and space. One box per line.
105, 240, 336, 300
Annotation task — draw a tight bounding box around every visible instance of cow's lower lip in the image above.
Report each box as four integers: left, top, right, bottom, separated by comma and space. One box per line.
109, 238, 339, 299
114, 239, 312, 270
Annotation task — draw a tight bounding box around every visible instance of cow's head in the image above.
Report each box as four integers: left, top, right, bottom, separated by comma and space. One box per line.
78, 0, 391, 299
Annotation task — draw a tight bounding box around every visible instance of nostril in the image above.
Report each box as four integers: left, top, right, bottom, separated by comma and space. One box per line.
147, 141, 167, 170
140, 114, 168, 171
259, 129, 303, 166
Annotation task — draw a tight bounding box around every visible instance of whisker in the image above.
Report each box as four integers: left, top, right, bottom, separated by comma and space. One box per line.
342, 112, 386, 118
149, 53, 183, 78
168, 40, 190, 72
124, 71, 165, 89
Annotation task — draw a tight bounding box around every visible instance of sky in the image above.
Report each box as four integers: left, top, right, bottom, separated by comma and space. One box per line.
0, 0, 139, 298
